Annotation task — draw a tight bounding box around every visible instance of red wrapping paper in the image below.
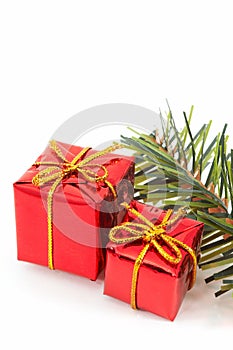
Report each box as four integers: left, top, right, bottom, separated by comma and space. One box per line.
13, 141, 134, 280
104, 200, 204, 320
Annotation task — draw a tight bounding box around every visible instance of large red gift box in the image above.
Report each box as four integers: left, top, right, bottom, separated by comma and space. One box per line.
104, 200, 204, 320
13, 140, 134, 280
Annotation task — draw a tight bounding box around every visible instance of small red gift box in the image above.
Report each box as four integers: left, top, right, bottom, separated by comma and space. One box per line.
13, 140, 134, 280
104, 200, 204, 320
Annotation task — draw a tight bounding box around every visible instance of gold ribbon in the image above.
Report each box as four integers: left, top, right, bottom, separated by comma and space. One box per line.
32, 140, 122, 270
109, 202, 197, 310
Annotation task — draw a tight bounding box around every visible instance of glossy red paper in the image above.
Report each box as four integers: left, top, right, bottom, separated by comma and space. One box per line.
104, 200, 204, 320
13, 141, 134, 280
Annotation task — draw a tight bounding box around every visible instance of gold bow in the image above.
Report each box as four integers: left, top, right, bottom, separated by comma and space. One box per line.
109, 202, 197, 310
32, 140, 122, 270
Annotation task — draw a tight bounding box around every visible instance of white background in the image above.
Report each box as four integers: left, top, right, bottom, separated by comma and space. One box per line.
1, 1, 233, 349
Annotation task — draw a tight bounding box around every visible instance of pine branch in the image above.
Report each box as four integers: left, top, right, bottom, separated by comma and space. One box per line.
121, 106, 233, 298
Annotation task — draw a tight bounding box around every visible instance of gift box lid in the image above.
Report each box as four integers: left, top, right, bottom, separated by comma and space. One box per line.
107, 201, 203, 276
14, 141, 135, 205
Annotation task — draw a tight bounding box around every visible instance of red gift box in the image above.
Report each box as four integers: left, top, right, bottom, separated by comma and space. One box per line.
104, 200, 204, 320
13, 140, 134, 280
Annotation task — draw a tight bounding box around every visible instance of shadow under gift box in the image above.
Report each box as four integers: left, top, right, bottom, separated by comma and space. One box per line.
13, 141, 134, 280
104, 200, 204, 320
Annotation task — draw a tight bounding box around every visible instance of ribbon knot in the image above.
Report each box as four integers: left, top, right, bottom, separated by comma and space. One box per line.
143, 227, 165, 243
62, 163, 79, 174
109, 202, 197, 310
32, 140, 122, 270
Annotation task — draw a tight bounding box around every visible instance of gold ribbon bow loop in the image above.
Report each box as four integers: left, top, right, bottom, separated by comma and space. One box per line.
32, 140, 122, 270
32, 166, 64, 187
109, 202, 197, 310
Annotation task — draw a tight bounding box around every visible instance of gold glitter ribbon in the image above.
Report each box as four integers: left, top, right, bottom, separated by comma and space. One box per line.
32, 140, 122, 270
109, 202, 197, 310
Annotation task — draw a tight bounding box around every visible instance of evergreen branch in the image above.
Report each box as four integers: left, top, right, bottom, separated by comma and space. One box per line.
121, 105, 233, 299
